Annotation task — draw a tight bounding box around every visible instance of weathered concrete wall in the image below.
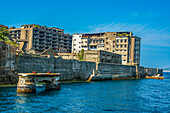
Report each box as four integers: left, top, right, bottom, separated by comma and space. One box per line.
145, 68, 163, 76
0, 41, 164, 85
15, 55, 96, 81
90, 63, 136, 80
97, 63, 136, 76
0, 41, 18, 85
84, 50, 122, 64
139, 66, 146, 78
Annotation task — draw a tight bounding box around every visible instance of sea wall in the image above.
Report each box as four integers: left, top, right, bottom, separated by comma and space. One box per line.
145, 68, 163, 76
0, 41, 18, 85
91, 63, 136, 81
0, 41, 164, 84
15, 55, 96, 81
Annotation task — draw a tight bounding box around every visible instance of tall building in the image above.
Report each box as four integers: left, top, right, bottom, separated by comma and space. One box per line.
9, 24, 72, 53
72, 33, 82, 53
72, 31, 141, 65
130, 36, 141, 64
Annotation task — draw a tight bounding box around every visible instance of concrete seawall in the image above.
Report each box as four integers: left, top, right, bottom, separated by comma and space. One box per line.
0, 42, 163, 84
0, 42, 18, 85
15, 55, 96, 81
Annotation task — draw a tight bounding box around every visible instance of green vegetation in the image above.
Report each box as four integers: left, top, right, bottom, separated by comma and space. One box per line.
77, 49, 84, 61
34, 25, 41, 29
0, 27, 19, 47
0, 84, 17, 87
117, 33, 129, 37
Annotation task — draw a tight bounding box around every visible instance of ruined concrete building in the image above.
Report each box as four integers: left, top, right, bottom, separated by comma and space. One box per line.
72, 32, 141, 65
8, 24, 72, 53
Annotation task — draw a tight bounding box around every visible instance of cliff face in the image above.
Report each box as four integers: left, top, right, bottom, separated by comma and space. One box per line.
0, 41, 18, 85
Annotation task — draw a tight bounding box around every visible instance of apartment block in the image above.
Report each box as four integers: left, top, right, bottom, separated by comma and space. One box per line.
72, 31, 141, 65
130, 36, 141, 64
9, 24, 72, 53
72, 33, 82, 53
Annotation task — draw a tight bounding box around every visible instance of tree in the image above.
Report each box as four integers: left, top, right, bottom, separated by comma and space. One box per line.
0, 27, 18, 47
0, 27, 9, 41
77, 49, 84, 61
34, 25, 41, 29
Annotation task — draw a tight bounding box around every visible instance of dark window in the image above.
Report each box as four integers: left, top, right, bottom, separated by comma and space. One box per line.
113, 41, 115, 43
125, 39, 127, 42
106, 38, 108, 40
107, 48, 109, 50
117, 40, 119, 43
106, 42, 108, 44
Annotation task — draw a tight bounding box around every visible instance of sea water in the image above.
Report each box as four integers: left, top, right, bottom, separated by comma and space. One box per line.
0, 72, 169, 112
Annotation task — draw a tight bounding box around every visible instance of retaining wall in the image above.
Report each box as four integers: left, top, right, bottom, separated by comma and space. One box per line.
15, 55, 96, 81
0, 42, 18, 85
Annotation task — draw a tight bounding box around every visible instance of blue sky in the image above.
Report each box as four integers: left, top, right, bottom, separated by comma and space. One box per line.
1, 0, 170, 68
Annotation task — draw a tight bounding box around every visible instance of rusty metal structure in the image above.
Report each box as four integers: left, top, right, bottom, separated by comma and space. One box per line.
17, 71, 60, 93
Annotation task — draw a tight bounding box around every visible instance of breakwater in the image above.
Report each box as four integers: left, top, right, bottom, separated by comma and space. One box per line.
0, 42, 163, 85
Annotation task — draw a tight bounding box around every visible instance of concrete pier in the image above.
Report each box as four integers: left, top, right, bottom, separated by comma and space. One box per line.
17, 72, 60, 93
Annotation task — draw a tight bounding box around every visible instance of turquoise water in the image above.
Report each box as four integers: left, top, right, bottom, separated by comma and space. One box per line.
0, 72, 170, 113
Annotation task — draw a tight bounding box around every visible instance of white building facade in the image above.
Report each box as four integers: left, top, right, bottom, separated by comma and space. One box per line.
72, 34, 82, 53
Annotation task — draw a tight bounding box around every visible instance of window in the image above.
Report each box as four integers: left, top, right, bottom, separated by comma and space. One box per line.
107, 48, 109, 50
121, 40, 123, 43
113, 46, 115, 48
113, 34, 115, 35
113, 41, 115, 43
117, 40, 119, 43
120, 45, 123, 48
112, 50, 114, 52
79, 36, 81, 37
117, 45, 119, 48
74, 39, 76, 41
74, 44, 76, 46
124, 39, 127, 42
79, 46, 81, 48
106, 38, 108, 40
124, 45, 127, 48
106, 42, 108, 44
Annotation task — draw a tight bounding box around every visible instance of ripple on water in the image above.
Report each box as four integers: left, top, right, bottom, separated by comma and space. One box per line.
0, 73, 170, 112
